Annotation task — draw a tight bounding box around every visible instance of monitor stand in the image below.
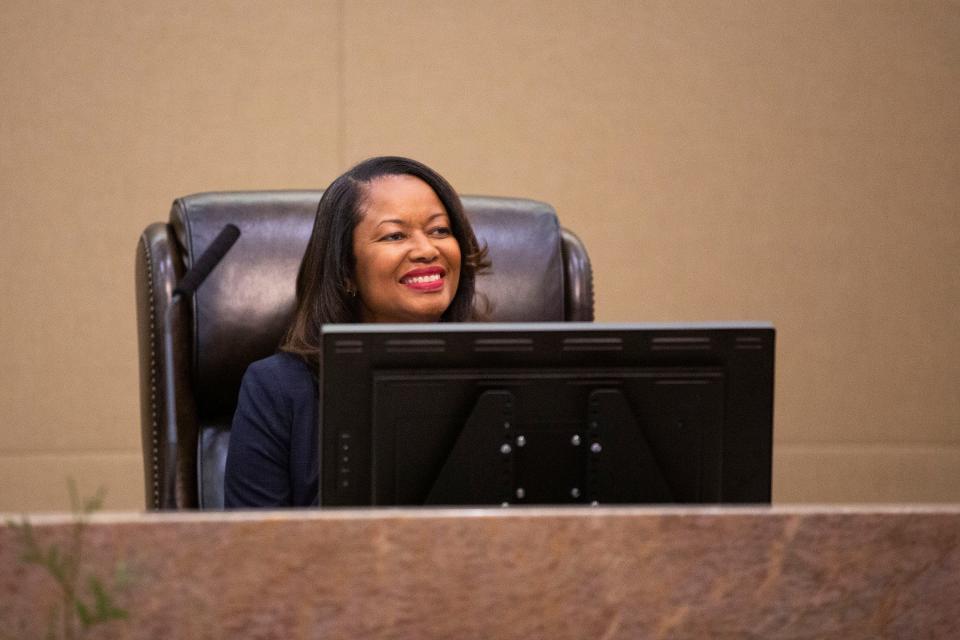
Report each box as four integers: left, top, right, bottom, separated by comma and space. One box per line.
425, 388, 674, 506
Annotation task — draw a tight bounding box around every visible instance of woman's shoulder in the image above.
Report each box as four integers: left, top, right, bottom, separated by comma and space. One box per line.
242, 352, 315, 395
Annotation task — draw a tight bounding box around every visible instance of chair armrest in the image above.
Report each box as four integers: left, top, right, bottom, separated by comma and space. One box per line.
135, 223, 201, 509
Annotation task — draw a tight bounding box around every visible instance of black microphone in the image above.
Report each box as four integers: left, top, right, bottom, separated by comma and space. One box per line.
173, 223, 242, 298
162, 223, 241, 508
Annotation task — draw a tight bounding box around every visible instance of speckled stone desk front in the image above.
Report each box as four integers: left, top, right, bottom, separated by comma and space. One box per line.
2, 507, 958, 638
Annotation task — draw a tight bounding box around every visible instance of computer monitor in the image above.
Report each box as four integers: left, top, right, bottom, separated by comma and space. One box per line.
319, 322, 774, 506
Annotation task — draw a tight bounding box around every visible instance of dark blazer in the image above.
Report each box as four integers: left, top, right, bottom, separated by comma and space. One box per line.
224, 352, 319, 507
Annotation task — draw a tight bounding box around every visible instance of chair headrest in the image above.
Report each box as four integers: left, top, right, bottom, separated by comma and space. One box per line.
171, 191, 565, 419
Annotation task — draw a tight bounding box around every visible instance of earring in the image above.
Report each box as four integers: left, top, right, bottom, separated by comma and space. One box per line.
344, 282, 357, 297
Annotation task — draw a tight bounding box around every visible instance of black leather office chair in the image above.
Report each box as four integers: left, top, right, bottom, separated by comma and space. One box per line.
136, 191, 594, 510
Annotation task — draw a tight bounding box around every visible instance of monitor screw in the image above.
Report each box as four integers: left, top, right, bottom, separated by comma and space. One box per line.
515, 487, 526, 499
571, 434, 581, 446
590, 442, 602, 454
516, 435, 527, 447
500, 443, 512, 455
570, 487, 581, 498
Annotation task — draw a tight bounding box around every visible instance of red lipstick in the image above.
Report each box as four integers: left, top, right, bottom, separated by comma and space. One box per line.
400, 266, 446, 291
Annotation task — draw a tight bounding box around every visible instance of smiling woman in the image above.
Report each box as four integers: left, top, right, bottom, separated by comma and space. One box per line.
351, 174, 462, 323
224, 157, 489, 507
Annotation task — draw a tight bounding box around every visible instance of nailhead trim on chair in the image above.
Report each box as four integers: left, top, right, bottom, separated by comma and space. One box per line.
139, 235, 161, 509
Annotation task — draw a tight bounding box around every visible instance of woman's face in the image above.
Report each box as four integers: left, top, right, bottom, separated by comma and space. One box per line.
351, 174, 462, 323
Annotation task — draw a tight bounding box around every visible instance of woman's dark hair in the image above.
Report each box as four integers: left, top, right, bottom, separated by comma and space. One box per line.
281, 156, 489, 361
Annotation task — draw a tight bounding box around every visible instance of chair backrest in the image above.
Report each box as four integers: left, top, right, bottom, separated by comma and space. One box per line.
136, 191, 593, 509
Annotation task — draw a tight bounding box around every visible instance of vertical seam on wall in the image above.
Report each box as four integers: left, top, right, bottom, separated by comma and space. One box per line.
336, 0, 346, 168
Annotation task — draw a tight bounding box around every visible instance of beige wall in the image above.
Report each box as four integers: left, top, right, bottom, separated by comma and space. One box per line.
1, 0, 957, 511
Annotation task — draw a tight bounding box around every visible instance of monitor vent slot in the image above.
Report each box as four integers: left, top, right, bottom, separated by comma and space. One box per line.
562, 337, 624, 352
334, 339, 363, 354
650, 336, 712, 351
473, 338, 534, 353
385, 338, 446, 353
735, 336, 765, 350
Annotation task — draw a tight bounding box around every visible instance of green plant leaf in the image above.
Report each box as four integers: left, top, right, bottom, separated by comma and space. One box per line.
45, 545, 67, 583
113, 560, 133, 589
86, 575, 129, 624
10, 519, 43, 565
9, 479, 129, 637
75, 598, 94, 628
83, 487, 107, 515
